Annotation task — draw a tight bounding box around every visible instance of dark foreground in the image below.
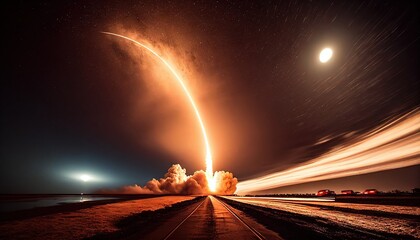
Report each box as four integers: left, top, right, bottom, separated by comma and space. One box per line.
89, 195, 280, 239
0, 195, 195, 240
87, 195, 419, 239
223, 196, 419, 239
0, 195, 418, 239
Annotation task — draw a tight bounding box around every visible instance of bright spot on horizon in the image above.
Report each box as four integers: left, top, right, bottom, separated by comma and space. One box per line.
209, 177, 216, 192
80, 174, 91, 182
319, 48, 333, 63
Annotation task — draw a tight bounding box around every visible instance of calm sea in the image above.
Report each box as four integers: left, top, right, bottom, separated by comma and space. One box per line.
0, 194, 119, 212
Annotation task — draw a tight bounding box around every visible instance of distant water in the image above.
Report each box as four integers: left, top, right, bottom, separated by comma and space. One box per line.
0, 195, 119, 212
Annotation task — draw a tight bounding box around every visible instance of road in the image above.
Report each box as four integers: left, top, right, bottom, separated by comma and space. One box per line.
136, 196, 281, 240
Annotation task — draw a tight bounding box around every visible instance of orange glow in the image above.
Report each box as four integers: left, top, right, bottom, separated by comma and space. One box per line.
102, 32, 215, 191
236, 110, 420, 194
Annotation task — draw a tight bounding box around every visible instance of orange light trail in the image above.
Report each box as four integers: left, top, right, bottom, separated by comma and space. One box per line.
102, 32, 216, 191
236, 110, 420, 194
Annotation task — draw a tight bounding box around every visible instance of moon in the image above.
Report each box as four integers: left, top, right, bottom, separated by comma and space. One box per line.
319, 48, 333, 63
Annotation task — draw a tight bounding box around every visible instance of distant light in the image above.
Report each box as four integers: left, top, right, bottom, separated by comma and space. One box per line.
319, 48, 333, 63
65, 171, 106, 183
80, 174, 91, 182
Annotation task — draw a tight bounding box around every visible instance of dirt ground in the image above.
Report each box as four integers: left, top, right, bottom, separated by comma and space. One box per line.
0, 196, 195, 240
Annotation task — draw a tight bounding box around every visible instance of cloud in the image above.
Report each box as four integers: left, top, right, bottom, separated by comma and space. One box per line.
99, 164, 237, 195
214, 171, 238, 195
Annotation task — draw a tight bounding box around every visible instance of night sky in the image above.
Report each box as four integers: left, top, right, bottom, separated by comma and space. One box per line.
2, 1, 419, 194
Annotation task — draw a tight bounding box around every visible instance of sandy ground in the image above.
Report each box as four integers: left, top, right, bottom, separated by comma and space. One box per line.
0, 196, 194, 240
225, 196, 420, 239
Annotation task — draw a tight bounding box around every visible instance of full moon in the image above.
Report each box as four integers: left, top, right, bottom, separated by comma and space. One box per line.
319, 48, 333, 63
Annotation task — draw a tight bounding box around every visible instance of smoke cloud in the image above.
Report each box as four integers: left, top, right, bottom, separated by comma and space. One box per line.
101, 164, 237, 195
213, 171, 238, 195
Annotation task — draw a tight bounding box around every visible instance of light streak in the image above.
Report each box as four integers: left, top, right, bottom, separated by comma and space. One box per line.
236, 110, 420, 194
229, 196, 335, 202
102, 32, 215, 191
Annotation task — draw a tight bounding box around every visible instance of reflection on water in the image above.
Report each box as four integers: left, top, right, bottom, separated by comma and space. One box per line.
0, 195, 119, 212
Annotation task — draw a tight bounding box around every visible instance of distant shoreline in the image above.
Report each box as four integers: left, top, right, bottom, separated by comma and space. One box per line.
0, 194, 164, 222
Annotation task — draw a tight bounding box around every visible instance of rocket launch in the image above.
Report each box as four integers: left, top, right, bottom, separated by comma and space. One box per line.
102, 32, 217, 191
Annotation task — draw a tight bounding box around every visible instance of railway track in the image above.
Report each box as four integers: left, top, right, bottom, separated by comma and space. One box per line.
163, 198, 205, 240
214, 196, 265, 240
163, 196, 268, 240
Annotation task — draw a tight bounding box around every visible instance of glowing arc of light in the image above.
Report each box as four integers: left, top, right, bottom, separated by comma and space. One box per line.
101, 32, 215, 191
236, 110, 420, 194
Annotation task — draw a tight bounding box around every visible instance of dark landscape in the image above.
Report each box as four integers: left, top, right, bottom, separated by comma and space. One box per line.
2, 0, 418, 239
1, 194, 419, 239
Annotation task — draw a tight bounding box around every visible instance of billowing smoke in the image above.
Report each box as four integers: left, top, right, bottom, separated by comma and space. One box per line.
101, 164, 237, 195
213, 171, 238, 195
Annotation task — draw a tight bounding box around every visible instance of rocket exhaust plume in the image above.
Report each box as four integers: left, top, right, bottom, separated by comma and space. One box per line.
98, 164, 237, 195
102, 32, 216, 191
236, 110, 420, 194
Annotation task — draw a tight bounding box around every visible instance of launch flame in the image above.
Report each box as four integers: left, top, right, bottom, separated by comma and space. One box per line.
102, 32, 215, 191
236, 110, 420, 194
